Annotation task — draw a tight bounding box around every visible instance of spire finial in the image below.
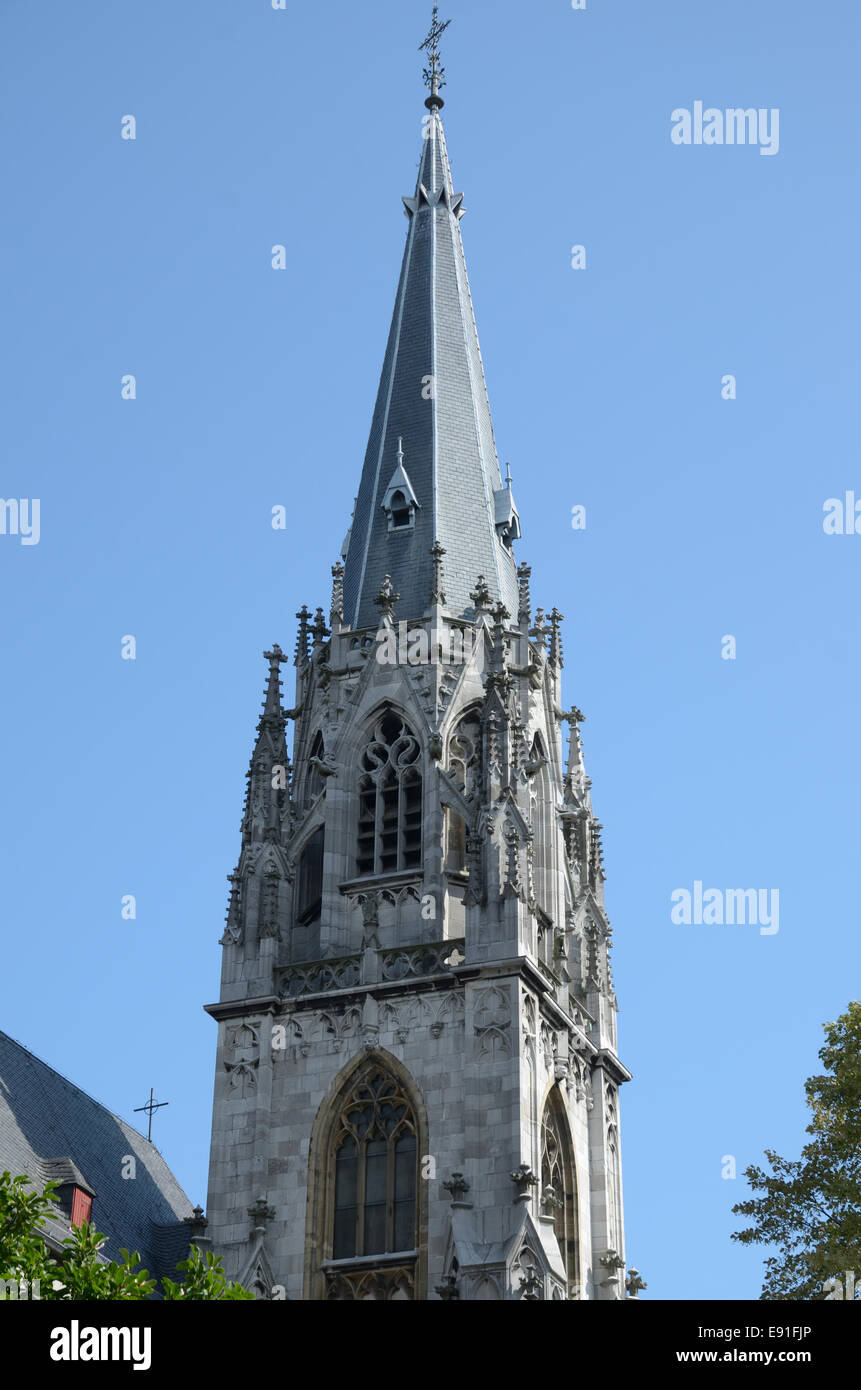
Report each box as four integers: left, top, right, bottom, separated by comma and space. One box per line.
294, 606, 312, 668
516, 562, 532, 626
470, 574, 491, 614
262, 643, 286, 718
330, 561, 345, 628
420, 4, 451, 110
549, 607, 564, 669
373, 574, 400, 623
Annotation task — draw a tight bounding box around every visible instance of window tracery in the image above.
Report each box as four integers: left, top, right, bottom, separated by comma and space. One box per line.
356, 710, 422, 876
541, 1087, 579, 1291
447, 710, 481, 799
331, 1065, 418, 1263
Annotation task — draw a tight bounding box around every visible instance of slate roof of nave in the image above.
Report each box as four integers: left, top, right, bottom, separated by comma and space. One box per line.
0, 1030, 194, 1282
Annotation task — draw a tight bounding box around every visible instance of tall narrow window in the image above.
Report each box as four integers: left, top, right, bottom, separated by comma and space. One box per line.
296, 826, 324, 926
356, 709, 422, 876
444, 807, 467, 873
331, 1065, 418, 1260
541, 1088, 580, 1291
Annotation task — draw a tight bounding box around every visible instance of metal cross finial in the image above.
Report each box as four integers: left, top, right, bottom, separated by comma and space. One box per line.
420, 4, 451, 107
134, 1087, 169, 1143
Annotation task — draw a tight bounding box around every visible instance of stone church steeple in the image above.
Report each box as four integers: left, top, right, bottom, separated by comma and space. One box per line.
204, 14, 630, 1302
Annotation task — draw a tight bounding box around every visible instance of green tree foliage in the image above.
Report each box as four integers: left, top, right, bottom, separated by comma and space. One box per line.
0, 1171, 253, 1300
0, 1171, 55, 1293
731, 1001, 861, 1299
162, 1247, 254, 1300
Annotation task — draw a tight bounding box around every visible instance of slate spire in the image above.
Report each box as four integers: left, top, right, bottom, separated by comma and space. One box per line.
342, 82, 520, 629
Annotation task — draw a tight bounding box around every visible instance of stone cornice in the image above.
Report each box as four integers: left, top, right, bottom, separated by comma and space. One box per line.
203, 995, 280, 1022
590, 1048, 633, 1086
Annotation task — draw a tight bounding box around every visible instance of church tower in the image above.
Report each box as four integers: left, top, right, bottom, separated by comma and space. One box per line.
204, 10, 630, 1301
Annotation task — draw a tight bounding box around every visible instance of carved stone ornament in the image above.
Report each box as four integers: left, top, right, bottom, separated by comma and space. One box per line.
510, 1164, 539, 1201
248, 1197, 276, 1234
518, 1261, 544, 1301
442, 1172, 470, 1203
435, 1274, 459, 1301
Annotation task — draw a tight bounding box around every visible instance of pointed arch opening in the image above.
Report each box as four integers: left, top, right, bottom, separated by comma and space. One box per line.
540, 1086, 580, 1294
305, 1051, 428, 1300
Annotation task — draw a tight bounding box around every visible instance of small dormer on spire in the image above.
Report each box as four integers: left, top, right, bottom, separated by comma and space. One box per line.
341, 497, 357, 563
494, 462, 521, 551
381, 438, 420, 532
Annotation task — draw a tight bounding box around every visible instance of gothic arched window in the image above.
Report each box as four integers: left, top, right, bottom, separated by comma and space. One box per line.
541, 1088, 580, 1292
356, 709, 422, 876
331, 1064, 418, 1261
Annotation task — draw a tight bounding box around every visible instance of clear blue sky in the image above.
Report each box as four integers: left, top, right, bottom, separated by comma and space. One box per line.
2, 0, 859, 1301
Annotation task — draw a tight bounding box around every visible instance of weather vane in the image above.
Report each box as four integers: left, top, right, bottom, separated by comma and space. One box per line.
420, 4, 451, 108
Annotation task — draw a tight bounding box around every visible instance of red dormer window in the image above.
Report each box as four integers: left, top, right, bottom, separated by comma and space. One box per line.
70, 1188, 93, 1228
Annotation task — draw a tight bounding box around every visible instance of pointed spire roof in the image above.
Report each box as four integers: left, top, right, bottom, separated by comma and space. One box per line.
260, 644, 286, 725
342, 90, 520, 629
241, 646, 290, 846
